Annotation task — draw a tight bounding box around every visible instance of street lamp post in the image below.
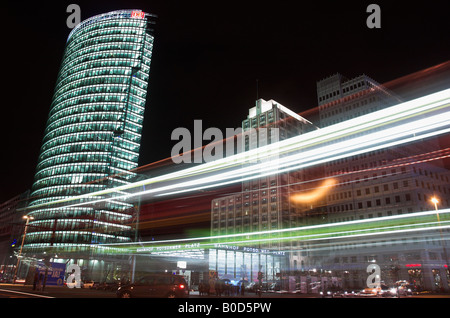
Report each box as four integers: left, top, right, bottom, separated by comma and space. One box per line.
431, 197, 439, 212
13, 215, 34, 283
430, 197, 449, 291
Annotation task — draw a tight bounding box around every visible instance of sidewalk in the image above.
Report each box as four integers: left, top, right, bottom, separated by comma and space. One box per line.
0, 283, 116, 298
0, 283, 318, 298
188, 290, 319, 298
2, 284, 448, 298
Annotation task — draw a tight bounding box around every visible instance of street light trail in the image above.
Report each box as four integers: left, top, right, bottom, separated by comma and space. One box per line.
23, 208, 450, 255
22, 88, 450, 213
72, 208, 450, 256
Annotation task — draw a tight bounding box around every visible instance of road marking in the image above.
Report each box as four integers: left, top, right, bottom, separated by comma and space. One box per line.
0, 288, 55, 298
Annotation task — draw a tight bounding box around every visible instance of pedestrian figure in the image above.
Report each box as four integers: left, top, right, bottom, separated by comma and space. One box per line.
33, 271, 39, 290
215, 279, 222, 297
199, 282, 207, 296
42, 268, 48, 291
209, 278, 215, 296
36, 274, 43, 291
224, 282, 230, 296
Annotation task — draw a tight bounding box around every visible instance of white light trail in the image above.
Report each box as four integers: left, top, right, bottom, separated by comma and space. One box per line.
102, 208, 450, 247
24, 209, 450, 254
24, 88, 450, 210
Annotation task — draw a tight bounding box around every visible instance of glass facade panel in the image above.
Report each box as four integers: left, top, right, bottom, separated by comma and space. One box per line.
217, 250, 226, 277
208, 248, 286, 284
209, 249, 217, 271
226, 250, 235, 276
235, 251, 243, 279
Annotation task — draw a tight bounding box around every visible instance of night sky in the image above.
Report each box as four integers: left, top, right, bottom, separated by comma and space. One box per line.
1, 0, 449, 202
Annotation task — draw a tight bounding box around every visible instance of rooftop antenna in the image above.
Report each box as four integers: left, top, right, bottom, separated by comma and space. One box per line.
256, 79, 259, 100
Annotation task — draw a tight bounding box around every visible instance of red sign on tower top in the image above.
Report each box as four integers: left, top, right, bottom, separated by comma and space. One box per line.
131, 11, 145, 19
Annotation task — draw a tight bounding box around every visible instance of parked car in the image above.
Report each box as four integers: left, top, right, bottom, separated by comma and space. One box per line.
358, 287, 381, 297
331, 290, 356, 298
395, 280, 415, 296
319, 290, 333, 298
83, 281, 95, 289
92, 282, 101, 289
404, 283, 420, 295
261, 282, 270, 291
268, 282, 281, 292
380, 284, 397, 297
107, 281, 121, 291
245, 282, 257, 292
116, 273, 189, 298
309, 281, 321, 292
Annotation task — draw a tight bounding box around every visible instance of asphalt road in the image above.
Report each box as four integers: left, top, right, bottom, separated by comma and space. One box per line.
0, 284, 116, 298
1, 284, 450, 299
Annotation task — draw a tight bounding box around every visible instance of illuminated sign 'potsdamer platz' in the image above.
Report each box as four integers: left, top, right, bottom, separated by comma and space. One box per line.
25, 10, 156, 256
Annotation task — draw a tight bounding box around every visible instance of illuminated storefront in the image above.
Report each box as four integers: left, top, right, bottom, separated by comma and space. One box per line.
208, 244, 287, 284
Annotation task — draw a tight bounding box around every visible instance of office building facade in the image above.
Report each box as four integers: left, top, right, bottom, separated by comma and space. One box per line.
210, 99, 317, 282
22, 10, 156, 277
0, 191, 30, 281
298, 73, 450, 291
209, 74, 450, 292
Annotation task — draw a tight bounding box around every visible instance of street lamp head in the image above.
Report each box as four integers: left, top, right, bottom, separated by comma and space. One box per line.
22, 215, 34, 220
431, 197, 439, 204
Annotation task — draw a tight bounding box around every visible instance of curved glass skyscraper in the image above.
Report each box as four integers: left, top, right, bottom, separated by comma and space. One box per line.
24, 10, 155, 259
